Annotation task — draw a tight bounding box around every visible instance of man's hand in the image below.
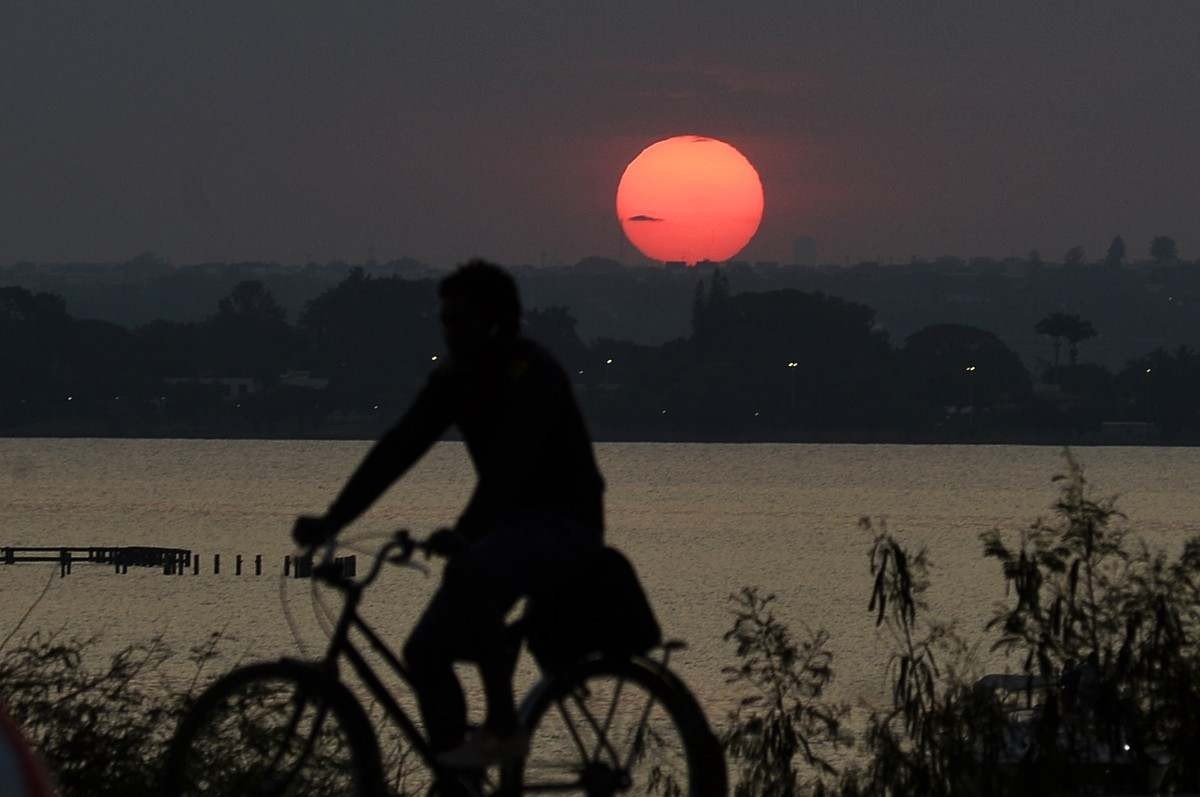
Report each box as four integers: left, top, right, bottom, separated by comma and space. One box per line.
425, 527, 466, 559
292, 515, 337, 548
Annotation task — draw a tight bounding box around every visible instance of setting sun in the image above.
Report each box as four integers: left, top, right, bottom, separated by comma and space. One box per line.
616, 135, 764, 264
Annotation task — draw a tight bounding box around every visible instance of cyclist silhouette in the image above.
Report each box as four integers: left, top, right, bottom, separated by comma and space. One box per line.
293, 259, 605, 769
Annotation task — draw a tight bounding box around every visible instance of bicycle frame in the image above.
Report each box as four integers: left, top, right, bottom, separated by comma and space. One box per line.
299, 535, 445, 775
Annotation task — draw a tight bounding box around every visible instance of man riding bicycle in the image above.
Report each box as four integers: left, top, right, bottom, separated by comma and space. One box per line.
293, 259, 605, 770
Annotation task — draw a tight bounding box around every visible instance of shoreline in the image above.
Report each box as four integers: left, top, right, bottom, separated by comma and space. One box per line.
0, 428, 1188, 447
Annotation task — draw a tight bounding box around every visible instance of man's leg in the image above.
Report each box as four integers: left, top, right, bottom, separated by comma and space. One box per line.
403, 589, 470, 754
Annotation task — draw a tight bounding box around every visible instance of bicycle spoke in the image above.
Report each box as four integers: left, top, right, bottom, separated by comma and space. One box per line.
520, 665, 707, 797
622, 689, 660, 772
570, 691, 624, 769
555, 699, 592, 762
168, 668, 368, 796
592, 676, 625, 762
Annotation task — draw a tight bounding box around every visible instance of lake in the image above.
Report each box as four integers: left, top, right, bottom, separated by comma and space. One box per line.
2, 439, 1199, 725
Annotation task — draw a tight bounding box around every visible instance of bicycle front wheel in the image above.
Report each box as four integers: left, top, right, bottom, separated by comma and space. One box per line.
161, 660, 384, 797
506, 654, 726, 796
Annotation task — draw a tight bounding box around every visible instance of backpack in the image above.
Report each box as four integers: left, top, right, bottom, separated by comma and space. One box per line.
524, 546, 662, 673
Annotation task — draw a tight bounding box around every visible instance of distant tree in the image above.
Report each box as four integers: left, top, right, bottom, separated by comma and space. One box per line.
1035, 313, 1069, 373
692, 288, 891, 422
1118, 346, 1200, 434
1104, 235, 1126, 267
204, 280, 293, 381
0, 286, 67, 323
1036, 312, 1097, 377
1028, 249, 1043, 268
691, 279, 707, 340
524, 306, 588, 369
297, 268, 437, 395
217, 280, 286, 323
1064, 246, 1085, 266
900, 324, 1031, 410
709, 267, 731, 308
1151, 236, 1179, 264
1063, 316, 1097, 366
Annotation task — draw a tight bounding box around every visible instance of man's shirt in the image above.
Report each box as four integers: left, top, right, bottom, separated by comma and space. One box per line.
326, 338, 604, 539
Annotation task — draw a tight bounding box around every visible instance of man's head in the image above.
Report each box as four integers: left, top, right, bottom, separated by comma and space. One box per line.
438, 259, 521, 364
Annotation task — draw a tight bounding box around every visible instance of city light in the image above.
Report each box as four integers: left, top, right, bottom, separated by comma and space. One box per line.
605, 358, 613, 365
786, 361, 798, 368
431, 355, 438, 361
965, 365, 977, 372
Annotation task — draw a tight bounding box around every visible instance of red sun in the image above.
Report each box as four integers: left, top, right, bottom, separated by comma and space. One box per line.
616, 135, 764, 264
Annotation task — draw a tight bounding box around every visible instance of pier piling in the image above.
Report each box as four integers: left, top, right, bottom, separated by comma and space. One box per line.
214, 554, 220, 575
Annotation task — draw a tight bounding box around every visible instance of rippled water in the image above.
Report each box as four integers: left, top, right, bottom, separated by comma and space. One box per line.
2, 439, 1199, 725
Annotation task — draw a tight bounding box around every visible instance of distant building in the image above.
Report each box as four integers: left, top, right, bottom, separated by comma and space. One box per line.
792, 236, 818, 267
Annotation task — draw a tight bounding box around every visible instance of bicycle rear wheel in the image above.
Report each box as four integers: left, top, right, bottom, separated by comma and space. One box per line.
161, 660, 384, 797
505, 654, 726, 796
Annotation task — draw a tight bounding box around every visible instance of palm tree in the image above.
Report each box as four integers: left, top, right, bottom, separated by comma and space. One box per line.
1064, 317, 1097, 367
1036, 312, 1097, 379
1036, 313, 1070, 374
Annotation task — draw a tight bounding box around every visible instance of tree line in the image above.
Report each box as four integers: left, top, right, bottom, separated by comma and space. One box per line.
3, 266, 1200, 440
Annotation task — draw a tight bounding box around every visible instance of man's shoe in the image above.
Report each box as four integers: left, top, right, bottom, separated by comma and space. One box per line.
437, 728, 530, 770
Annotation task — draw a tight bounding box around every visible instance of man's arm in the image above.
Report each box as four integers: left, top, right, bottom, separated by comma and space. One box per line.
321, 372, 455, 534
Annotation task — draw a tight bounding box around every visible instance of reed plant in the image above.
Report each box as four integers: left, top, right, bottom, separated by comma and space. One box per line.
721, 450, 1200, 795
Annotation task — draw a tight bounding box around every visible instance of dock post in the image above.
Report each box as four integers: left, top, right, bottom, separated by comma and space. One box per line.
214, 554, 220, 575
284, 555, 291, 576
235, 555, 242, 576
255, 554, 262, 576
59, 549, 68, 578
193, 554, 199, 575
163, 555, 173, 575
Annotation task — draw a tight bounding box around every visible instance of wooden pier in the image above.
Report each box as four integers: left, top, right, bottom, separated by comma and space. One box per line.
0, 546, 355, 579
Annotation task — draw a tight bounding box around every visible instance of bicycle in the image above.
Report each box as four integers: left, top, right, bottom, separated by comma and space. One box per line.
161, 529, 728, 796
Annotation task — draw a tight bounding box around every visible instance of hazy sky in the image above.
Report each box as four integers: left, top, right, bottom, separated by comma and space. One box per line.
3, 1, 1198, 266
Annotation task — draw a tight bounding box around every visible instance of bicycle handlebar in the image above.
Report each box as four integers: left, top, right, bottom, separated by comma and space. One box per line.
306, 529, 433, 591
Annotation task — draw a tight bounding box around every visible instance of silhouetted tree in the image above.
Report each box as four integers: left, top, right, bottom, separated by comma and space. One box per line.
1150, 236, 1178, 265
709, 267, 731, 308
1028, 249, 1043, 268
1105, 235, 1126, 268
691, 279, 707, 340
216, 280, 286, 323
1036, 312, 1097, 375
1063, 316, 1097, 367
0, 286, 67, 323
1036, 313, 1069, 373
900, 324, 1031, 411
524, 306, 588, 369
297, 268, 437, 398
693, 288, 891, 423
202, 280, 293, 382
1064, 246, 1086, 266
1118, 346, 1200, 435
